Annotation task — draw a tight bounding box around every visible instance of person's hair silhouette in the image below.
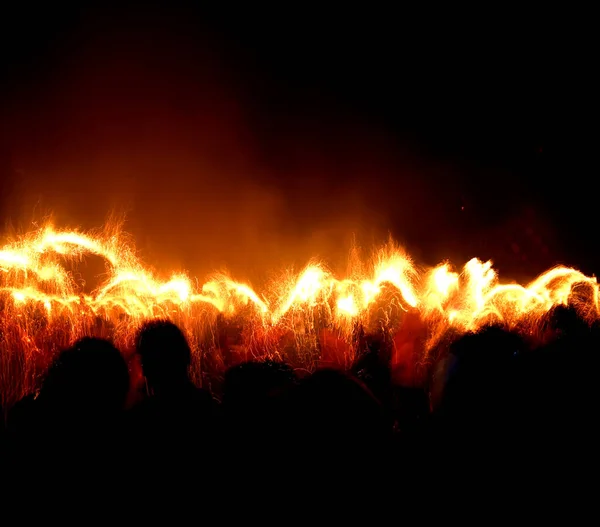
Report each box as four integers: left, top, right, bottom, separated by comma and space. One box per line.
40, 336, 130, 420
135, 319, 192, 395
19, 337, 131, 483
130, 320, 219, 478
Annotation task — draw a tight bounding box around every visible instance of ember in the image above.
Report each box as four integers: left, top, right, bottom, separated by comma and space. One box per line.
1, 219, 598, 406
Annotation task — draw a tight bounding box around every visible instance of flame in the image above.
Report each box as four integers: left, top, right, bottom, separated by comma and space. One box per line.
1, 221, 598, 403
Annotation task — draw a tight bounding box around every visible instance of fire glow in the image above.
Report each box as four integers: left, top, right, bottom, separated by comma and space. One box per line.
1, 220, 598, 404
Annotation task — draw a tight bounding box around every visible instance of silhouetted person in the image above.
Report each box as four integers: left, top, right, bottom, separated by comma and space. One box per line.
352, 336, 393, 410
284, 368, 391, 487
6, 338, 130, 486
221, 360, 297, 463
128, 320, 219, 479
521, 306, 600, 452
222, 359, 296, 410
433, 326, 524, 438
430, 325, 540, 493
39, 337, 129, 421
5, 392, 37, 442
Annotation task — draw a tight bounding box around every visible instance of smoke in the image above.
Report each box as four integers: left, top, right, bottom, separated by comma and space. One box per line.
0, 7, 565, 285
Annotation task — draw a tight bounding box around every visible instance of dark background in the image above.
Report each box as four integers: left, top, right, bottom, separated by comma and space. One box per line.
1, 5, 597, 283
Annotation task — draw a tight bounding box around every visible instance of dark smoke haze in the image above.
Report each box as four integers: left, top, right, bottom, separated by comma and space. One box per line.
1, 7, 596, 282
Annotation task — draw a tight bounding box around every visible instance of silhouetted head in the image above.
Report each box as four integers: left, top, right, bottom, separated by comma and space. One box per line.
222, 360, 296, 411
40, 337, 129, 420
135, 320, 192, 391
289, 368, 389, 455
545, 304, 591, 341
352, 337, 392, 404
435, 325, 524, 436
525, 306, 600, 429
449, 324, 523, 360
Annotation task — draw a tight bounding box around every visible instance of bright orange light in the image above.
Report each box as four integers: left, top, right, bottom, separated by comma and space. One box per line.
1, 220, 598, 404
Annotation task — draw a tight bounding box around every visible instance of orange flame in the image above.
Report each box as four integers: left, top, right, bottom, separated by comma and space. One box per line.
1, 221, 598, 403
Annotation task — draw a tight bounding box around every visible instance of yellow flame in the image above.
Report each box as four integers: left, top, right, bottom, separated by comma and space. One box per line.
1, 220, 598, 376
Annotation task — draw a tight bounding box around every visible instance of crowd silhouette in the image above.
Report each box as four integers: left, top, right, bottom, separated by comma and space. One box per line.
1, 305, 598, 505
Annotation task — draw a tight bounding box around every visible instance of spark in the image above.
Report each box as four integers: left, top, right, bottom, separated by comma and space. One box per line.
1, 220, 598, 406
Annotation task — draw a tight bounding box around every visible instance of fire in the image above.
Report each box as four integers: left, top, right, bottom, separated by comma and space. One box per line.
1, 220, 598, 405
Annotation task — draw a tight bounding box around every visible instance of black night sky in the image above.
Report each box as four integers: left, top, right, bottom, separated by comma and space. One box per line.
1, 5, 597, 283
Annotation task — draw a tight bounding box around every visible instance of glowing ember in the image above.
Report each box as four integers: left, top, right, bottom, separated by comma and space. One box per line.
1, 220, 598, 405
